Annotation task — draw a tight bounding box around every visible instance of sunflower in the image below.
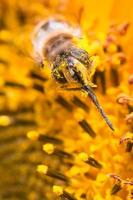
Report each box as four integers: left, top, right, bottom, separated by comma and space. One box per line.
0, 0, 132, 200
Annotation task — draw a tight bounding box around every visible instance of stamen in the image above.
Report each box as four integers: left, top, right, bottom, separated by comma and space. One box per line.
86, 157, 103, 168
78, 152, 102, 169
53, 185, 77, 200
72, 96, 89, 112
128, 74, 133, 84
62, 191, 77, 200
126, 142, 133, 152
13, 119, 36, 126
93, 70, 106, 94
116, 94, 133, 105
56, 95, 73, 112
37, 165, 69, 182
125, 112, 133, 124
108, 174, 122, 195
108, 173, 121, 182
78, 119, 96, 138
108, 173, 133, 195
120, 132, 133, 144
110, 68, 119, 87
43, 143, 74, 159
117, 22, 129, 35
4, 81, 26, 89
54, 149, 74, 159
39, 134, 63, 144
47, 169, 68, 182
111, 183, 122, 195
0, 107, 34, 115
27, 131, 63, 144
32, 83, 44, 93
0, 116, 36, 128
29, 70, 47, 82
0, 132, 21, 145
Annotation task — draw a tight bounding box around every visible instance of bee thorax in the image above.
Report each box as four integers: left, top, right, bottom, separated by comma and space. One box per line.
44, 34, 72, 61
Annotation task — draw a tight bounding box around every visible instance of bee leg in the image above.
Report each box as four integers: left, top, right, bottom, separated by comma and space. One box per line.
66, 57, 85, 84
52, 55, 68, 84
82, 85, 114, 131
60, 84, 82, 91
68, 47, 98, 87
66, 57, 114, 131
62, 87, 82, 91
68, 47, 91, 67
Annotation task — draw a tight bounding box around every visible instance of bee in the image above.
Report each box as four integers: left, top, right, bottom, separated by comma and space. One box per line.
32, 18, 114, 131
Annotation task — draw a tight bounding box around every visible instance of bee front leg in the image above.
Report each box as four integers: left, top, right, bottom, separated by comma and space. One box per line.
69, 47, 91, 67
66, 57, 114, 131
52, 56, 68, 84
68, 47, 97, 87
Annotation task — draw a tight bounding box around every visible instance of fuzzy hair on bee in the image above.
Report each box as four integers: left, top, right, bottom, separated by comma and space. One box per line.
32, 17, 114, 131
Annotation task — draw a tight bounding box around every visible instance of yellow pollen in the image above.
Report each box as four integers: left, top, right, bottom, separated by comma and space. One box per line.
89, 41, 102, 55
120, 132, 133, 144
90, 55, 101, 76
36, 165, 48, 174
42, 143, 54, 154
0, 116, 11, 126
27, 130, 39, 140
112, 55, 121, 66
69, 166, 81, 176
125, 132, 133, 140
107, 43, 117, 53
53, 185, 63, 196
0, 30, 12, 41
78, 152, 88, 162
73, 108, 84, 121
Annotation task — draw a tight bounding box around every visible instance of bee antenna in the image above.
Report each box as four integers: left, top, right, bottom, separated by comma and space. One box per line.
82, 85, 114, 131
